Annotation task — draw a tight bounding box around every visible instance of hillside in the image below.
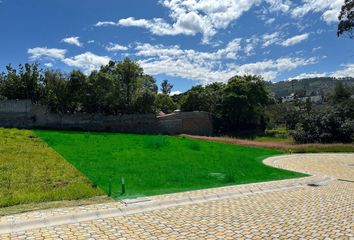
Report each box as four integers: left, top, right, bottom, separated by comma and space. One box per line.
269, 77, 354, 97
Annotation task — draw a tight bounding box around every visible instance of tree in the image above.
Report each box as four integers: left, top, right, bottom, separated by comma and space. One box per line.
0, 73, 6, 100
135, 90, 156, 114
181, 82, 224, 113
0, 64, 43, 102
293, 103, 354, 143
67, 70, 87, 113
42, 70, 70, 114
155, 94, 176, 113
116, 58, 143, 113
0, 59, 158, 115
161, 80, 173, 95
332, 81, 351, 103
337, 0, 354, 39
82, 59, 157, 115
83, 66, 123, 115
220, 75, 269, 132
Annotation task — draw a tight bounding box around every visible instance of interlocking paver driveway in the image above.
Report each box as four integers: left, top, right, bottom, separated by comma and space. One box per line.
1, 153, 353, 240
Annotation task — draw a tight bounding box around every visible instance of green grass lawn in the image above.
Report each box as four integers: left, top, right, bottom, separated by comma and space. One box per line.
35, 130, 306, 199
0, 128, 102, 208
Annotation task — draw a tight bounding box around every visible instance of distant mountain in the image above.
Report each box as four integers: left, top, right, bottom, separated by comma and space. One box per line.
268, 77, 354, 97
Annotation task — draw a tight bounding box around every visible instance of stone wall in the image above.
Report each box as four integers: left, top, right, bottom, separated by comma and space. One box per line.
158, 112, 213, 136
0, 100, 32, 113
0, 100, 213, 136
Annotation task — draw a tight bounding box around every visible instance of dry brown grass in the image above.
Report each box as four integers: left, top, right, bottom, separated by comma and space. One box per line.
180, 135, 354, 153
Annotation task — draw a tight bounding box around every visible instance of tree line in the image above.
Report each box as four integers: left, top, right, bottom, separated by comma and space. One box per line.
0, 59, 270, 132
1, 59, 353, 143
0, 59, 161, 114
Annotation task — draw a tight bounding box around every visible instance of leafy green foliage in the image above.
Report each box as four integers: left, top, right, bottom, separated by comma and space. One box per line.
293, 101, 354, 143
0, 64, 43, 102
161, 80, 173, 95
35, 130, 304, 199
338, 0, 354, 39
332, 81, 352, 103
221, 75, 269, 132
268, 77, 354, 98
180, 76, 269, 133
181, 82, 224, 113
155, 94, 176, 113
0, 59, 158, 115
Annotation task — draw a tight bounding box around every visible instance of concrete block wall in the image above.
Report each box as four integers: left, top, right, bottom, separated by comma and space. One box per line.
0, 100, 213, 136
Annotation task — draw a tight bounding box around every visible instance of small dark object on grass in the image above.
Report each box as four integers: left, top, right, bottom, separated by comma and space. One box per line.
121, 177, 126, 195
108, 178, 112, 197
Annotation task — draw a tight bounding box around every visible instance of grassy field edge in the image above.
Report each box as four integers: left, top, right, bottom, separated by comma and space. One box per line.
181, 135, 354, 153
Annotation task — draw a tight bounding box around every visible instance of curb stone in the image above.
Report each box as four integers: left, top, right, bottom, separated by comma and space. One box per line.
0, 176, 334, 235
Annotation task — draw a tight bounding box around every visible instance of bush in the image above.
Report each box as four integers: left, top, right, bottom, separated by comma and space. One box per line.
264, 128, 289, 139
293, 103, 354, 143
155, 94, 176, 113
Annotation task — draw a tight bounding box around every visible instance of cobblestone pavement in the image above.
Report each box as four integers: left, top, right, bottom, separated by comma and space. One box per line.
1, 153, 353, 239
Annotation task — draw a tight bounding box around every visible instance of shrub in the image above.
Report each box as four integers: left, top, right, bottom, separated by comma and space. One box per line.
293, 105, 354, 143
265, 128, 289, 139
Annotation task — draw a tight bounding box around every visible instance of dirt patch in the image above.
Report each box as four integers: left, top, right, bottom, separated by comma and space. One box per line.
180, 135, 354, 153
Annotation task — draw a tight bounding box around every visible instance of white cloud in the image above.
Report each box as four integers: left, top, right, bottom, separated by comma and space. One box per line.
262, 32, 281, 47
243, 36, 259, 56
87, 40, 95, 44
312, 46, 322, 52
292, 0, 344, 24
62, 52, 111, 74
228, 57, 317, 79
105, 43, 129, 52
95, 21, 118, 27
261, 32, 309, 48
331, 64, 354, 78
61, 36, 83, 47
265, 0, 292, 12
96, 0, 296, 43
44, 63, 53, 68
27, 47, 67, 60
135, 38, 242, 63
287, 72, 328, 80
281, 33, 309, 46
139, 58, 231, 84
170, 90, 182, 96
135, 40, 317, 83
117, 16, 207, 38
264, 18, 275, 25
286, 64, 354, 80
140, 56, 316, 83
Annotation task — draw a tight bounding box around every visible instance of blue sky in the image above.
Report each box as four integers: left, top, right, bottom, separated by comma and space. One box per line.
0, 0, 353, 94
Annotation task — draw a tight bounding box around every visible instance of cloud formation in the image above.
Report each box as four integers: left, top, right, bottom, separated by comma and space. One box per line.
62, 52, 111, 74
97, 0, 294, 43
28, 47, 111, 74
291, 0, 344, 24
134, 41, 317, 83
27, 47, 67, 60
105, 43, 129, 52
281, 33, 309, 46
61, 36, 83, 47
95, 0, 341, 43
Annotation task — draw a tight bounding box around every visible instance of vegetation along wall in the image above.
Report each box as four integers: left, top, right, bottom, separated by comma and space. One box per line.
0, 100, 213, 136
